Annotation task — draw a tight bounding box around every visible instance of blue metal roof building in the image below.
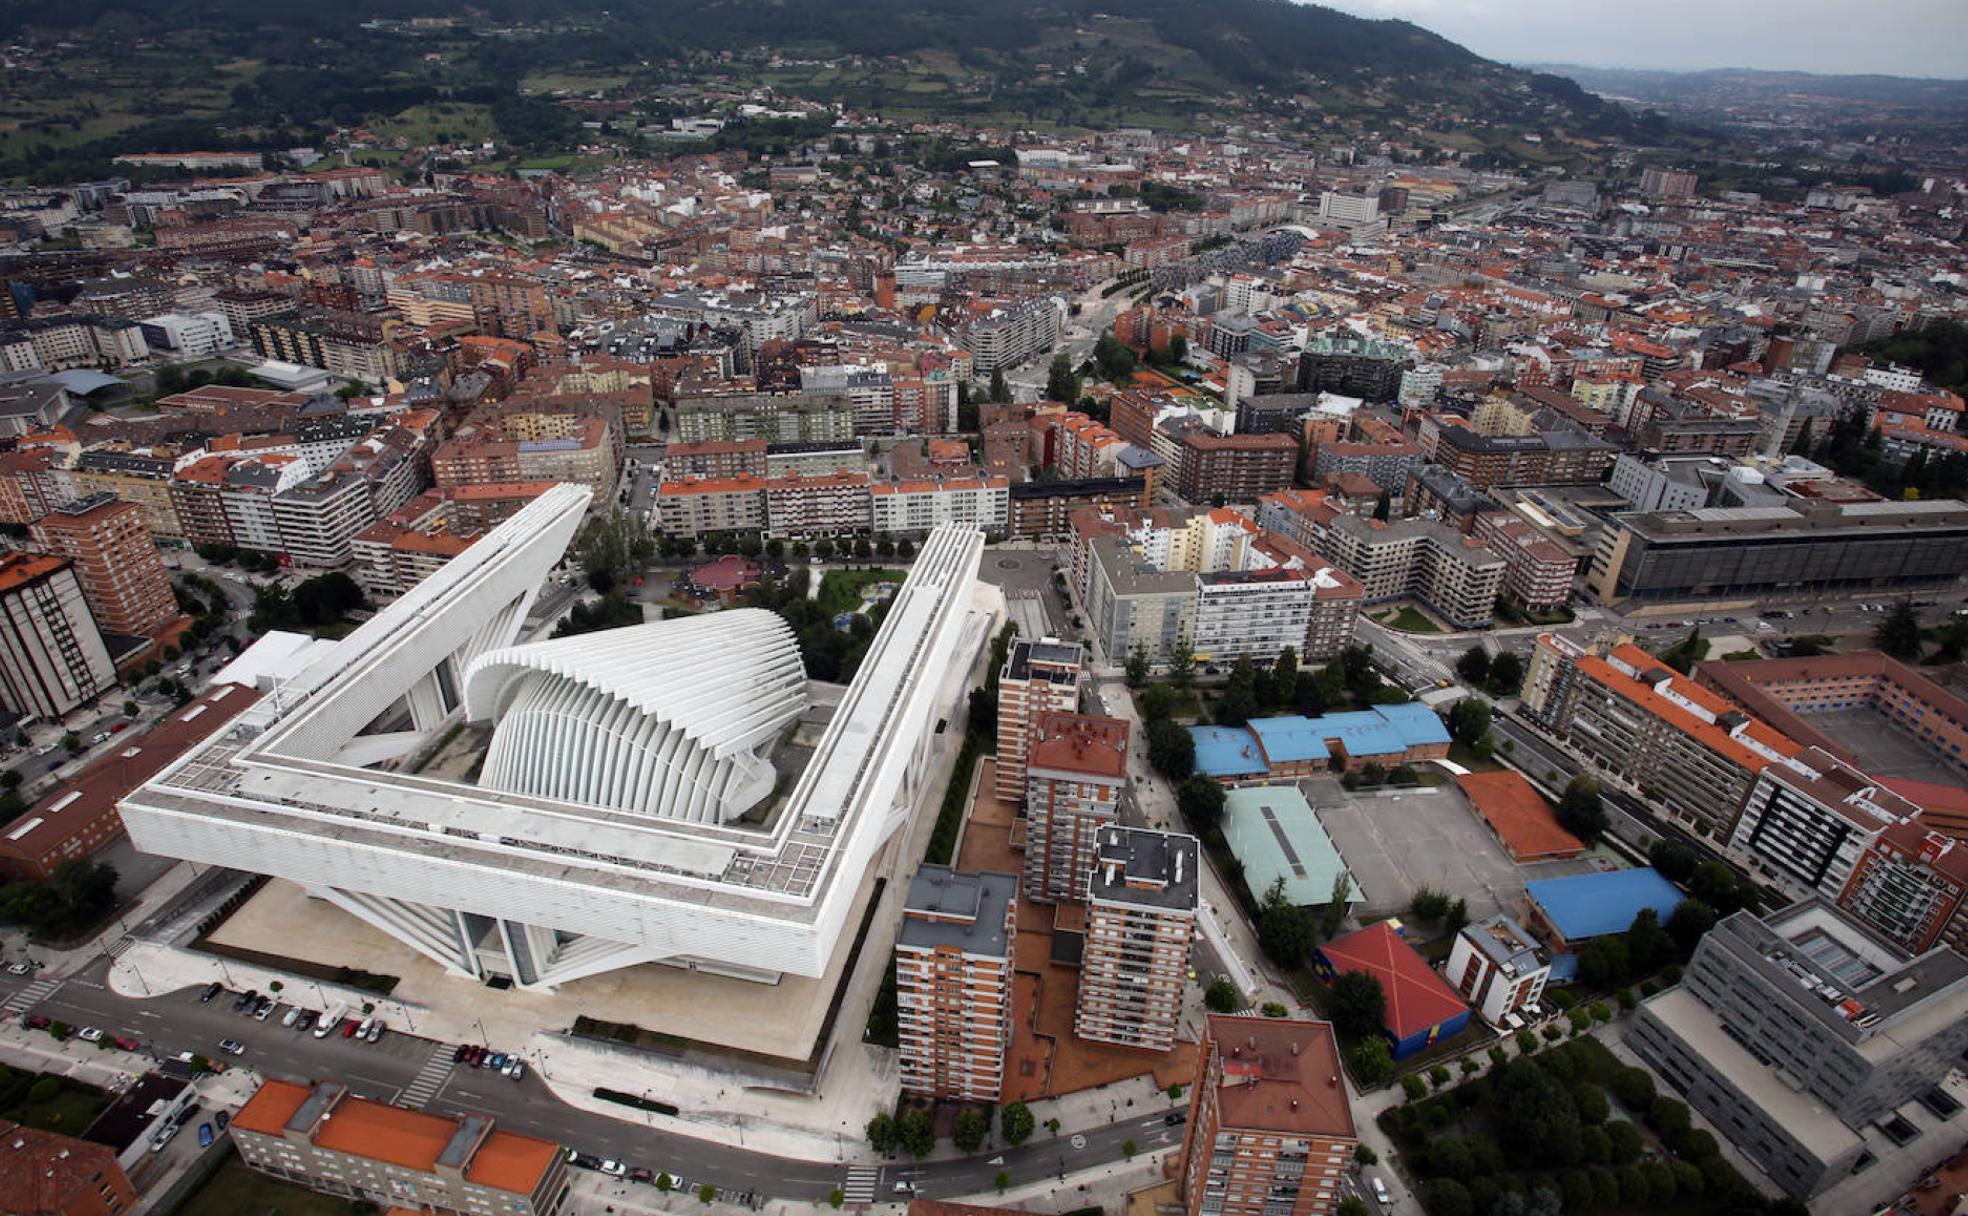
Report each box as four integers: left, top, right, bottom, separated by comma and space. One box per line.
1191, 725, 1268, 780
1525, 867, 1685, 950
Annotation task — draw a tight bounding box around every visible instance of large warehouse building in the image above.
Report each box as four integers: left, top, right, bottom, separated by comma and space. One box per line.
120, 484, 994, 993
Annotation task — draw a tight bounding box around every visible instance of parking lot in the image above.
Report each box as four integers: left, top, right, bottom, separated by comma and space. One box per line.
1304, 774, 1602, 920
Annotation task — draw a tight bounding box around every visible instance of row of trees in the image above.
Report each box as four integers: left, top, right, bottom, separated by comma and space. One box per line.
1454, 646, 1525, 698
0, 860, 119, 941
657, 532, 920, 565
246, 571, 365, 634
866, 1100, 1040, 1158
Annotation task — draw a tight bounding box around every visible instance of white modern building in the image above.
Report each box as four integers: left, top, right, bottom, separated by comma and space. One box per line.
467, 611, 807, 825
121, 485, 994, 990
139, 311, 235, 358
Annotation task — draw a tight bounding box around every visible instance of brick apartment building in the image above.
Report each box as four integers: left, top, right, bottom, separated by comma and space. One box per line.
895, 865, 1018, 1101
1179, 1015, 1358, 1216
30, 494, 178, 638
1074, 827, 1199, 1050
1022, 712, 1129, 904
994, 639, 1083, 803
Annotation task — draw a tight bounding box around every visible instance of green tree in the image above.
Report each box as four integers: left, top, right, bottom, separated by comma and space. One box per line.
1176, 775, 1226, 831
994, 1171, 1010, 1193
1667, 897, 1717, 952
1137, 683, 1179, 722
1347, 1036, 1393, 1086
1556, 776, 1607, 843
1256, 876, 1314, 966
1320, 870, 1353, 940
1329, 971, 1387, 1039
865, 1111, 896, 1154
1124, 646, 1151, 688
576, 509, 655, 589
1146, 717, 1195, 780
952, 1109, 988, 1152
1445, 698, 1492, 747
697, 1184, 716, 1204
1205, 976, 1240, 1012
1215, 657, 1258, 727
1875, 599, 1924, 661
1000, 1101, 1035, 1145
1486, 651, 1525, 696
1455, 646, 1491, 685
1044, 352, 1081, 404
1267, 647, 1298, 709
897, 1109, 936, 1158
1167, 645, 1195, 688
1648, 838, 1700, 882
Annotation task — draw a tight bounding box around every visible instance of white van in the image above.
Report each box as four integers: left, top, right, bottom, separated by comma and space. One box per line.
1370, 1176, 1391, 1206
313, 1001, 348, 1038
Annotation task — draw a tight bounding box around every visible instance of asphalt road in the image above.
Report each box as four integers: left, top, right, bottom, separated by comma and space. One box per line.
0, 957, 1157, 1202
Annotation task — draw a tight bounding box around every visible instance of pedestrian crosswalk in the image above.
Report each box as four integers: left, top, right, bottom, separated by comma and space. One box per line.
2, 977, 59, 1014
841, 1166, 878, 1205
105, 936, 136, 959
398, 1044, 456, 1108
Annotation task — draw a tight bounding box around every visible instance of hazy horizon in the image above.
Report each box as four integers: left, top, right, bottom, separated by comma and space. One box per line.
1313, 0, 1968, 80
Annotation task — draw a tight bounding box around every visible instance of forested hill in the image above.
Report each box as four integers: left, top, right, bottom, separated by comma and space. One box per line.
0, 0, 1665, 182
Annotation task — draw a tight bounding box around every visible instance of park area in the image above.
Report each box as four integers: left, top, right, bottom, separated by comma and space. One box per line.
0, 1064, 110, 1134
177, 1155, 353, 1216
1380, 1036, 1794, 1216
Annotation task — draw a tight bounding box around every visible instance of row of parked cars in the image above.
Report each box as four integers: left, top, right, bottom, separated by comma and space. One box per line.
570, 1154, 690, 1193
453, 1043, 525, 1080
201, 982, 386, 1043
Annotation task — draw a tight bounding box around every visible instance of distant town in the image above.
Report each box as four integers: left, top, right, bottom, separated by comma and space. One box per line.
1, 24, 1967, 1216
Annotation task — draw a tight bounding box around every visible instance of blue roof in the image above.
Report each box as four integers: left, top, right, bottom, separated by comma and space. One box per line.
1246, 703, 1452, 765
1190, 725, 1267, 779
1247, 717, 1329, 764
1526, 868, 1684, 941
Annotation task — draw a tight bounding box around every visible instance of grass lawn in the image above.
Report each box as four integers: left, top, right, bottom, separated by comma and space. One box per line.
177, 1156, 353, 1216
1380, 606, 1443, 633
1448, 742, 1505, 773
816, 568, 906, 616
0, 1070, 111, 1135
1134, 684, 1205, 722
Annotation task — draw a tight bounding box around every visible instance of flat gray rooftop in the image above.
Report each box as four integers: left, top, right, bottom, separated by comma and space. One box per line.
1090, 827, 1199, 912
900, 865, 1016, 957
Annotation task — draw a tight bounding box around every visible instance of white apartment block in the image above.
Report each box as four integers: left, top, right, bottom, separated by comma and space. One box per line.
1728, 750, 1920, 901
139, 310, 235, 358
870, 474, 1009, 537
963, 298, 1061, 374
0, 554, 114, 722
657, 475, 769, 537
1446, 914, 1552, 1026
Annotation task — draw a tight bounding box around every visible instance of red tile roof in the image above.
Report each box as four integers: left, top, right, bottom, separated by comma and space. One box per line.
1317, 921, 1469, 1039
1456, 771, 1584, 861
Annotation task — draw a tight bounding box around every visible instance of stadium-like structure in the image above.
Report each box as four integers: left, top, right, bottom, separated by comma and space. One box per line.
466, 612, 807, 824
120, 484, 992, 990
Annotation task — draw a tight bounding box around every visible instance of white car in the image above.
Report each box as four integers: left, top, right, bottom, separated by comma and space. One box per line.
5, 962, 29, 976
1370, 1176, 1391, 1206
77, 1027, 104, 1043
597, 1161, 628, 1178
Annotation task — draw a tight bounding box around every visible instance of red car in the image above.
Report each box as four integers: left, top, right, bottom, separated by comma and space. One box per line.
112, 1035, 139, 1051
22, 1014, 49, 1030
341, 1021, 359, 1038
109, 722, 128, 734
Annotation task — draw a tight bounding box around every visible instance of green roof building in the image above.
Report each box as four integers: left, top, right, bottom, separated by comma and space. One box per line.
1220, 785, 1359, 907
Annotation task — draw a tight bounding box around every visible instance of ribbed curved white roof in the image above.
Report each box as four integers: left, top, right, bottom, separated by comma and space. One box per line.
462, 610, 808, 824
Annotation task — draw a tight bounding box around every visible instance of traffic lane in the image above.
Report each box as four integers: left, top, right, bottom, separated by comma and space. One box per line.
913, 1114, 1185, 1197
15, 977, 1158, 1201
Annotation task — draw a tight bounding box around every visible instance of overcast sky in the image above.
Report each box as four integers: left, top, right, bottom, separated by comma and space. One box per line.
1313, 0, 1968, 78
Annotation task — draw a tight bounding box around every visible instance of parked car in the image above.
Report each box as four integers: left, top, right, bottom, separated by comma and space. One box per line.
628, 1167, 655, 1184
200, 982, 223, 1003
1164, 1111, 1187, 1125
365, 1020, 384, 1044
217, 1039, 246, 1056
230, 990, 257, 1012
215, 1110, 229, 1130
77, 1027, 103, 1043
88, 731, 109, 745
197, 1123, 214, 1148
571, 1154, 604, 1171
1370, 1177, 1391, 1206
252, 999, 275, 1021
22, 1014, 49, 1030
112, 1035, 139, 1051
292, 1011, 316, 1033
281, 1007, 301, 1028
598, 1161, 628, 1178
110, 721, 128, 734
452, 1043, 470, 1063
509, 1061, 525, 1082
340, 1020, 359, 1039
5, 962, 30, 976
